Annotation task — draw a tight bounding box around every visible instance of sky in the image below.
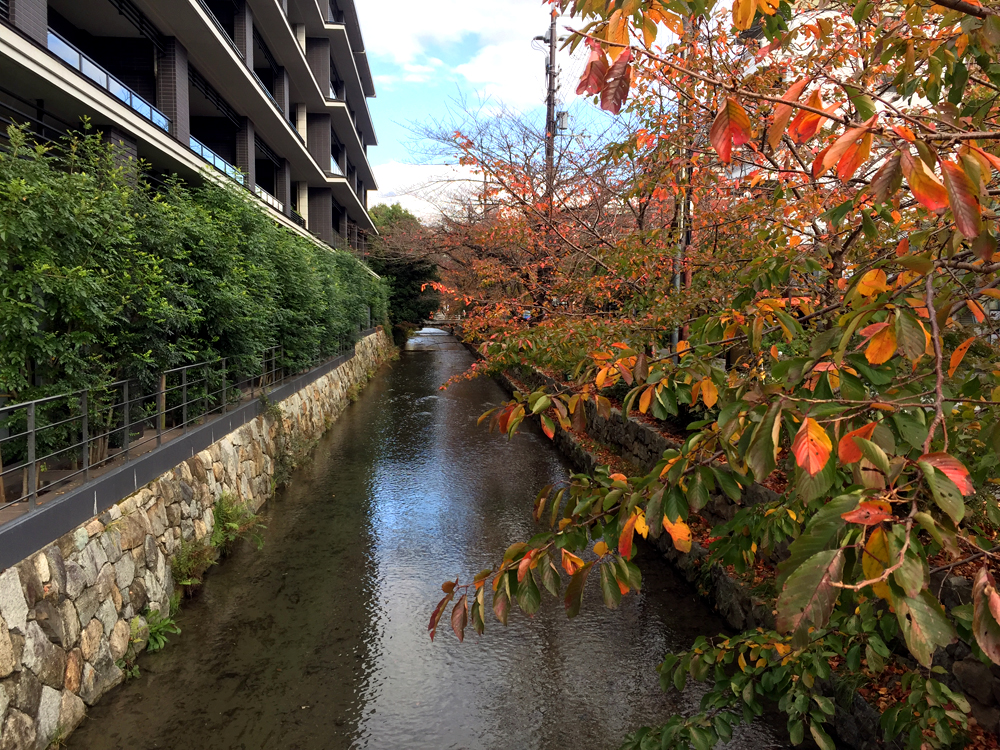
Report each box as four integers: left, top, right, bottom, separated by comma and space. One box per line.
354, 0, 593, 220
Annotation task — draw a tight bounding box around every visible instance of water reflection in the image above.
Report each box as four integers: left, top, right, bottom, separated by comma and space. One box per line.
67, 328, 786, 750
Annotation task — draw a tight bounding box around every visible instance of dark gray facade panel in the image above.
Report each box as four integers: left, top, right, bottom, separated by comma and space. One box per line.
305, 36, 331, 95
307, 112, 331, 169
233, 0, 253, 68
235, 116, 256, 189
157, 37, 191, 142
11, 0, 45, 44
308, 187, 333, 244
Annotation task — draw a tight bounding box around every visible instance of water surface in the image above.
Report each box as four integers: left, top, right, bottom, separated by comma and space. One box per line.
67, 329, 786, 750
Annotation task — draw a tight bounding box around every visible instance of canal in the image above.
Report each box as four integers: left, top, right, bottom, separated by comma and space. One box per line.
66, 328, 786, 750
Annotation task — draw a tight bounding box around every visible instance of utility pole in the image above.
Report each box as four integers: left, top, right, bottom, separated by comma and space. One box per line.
544, 9, 557, 222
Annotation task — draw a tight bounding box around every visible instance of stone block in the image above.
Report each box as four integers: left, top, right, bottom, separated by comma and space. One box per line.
79, 640, 122, 706
111, 584, 122, 614
58, 601, 80, 651
0, 682, 7, 724
181, 519, 194, 541
0, 709, 35, 750
96, 600, 117, 637
44, 548, 66, 600
84, 519, 104, 538
79, 621, 102, 663
79, 539, 109, 586
36, 685, 61, 747
147, 500, 167, 537
64, 649, 82, 694
114, 553, 135, 590
128, 579, 147, 613
100, 527, 123, 562
64, 561, 86, 600
166, 503, 181, 527
107, 504, 122, 521
31, 555, 49, 587
31, 601, 66, 649
118, 513, 147, 550
0, 570, 27, 634
94, 563, 115, 599
6, 669, 40, 714
21, 622, 65, 688
74, 589, 100, 630
109, 620, 130, 661
72, 528, 88, 551
971, 697, 1000, 734
954, 658, 995, 705
194, 519, 207, 541
0, 617, 14, 678
59, 689, 86, 736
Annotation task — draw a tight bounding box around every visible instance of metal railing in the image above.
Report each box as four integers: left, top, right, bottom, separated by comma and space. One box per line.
0, 333, 366, 524
189, 136, 245, 185
291, 210, 306, 228
330, 155, 344, 176
0, 0, 9, 21
254, 184, 284, 213
46, 30, 170, 132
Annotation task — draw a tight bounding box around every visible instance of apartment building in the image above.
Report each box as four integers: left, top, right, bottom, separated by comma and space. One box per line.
0, 0, 377, 250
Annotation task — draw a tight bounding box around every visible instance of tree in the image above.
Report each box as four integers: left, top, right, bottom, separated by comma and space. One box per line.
367, 203, 442, 342
427, 0, 1000, 747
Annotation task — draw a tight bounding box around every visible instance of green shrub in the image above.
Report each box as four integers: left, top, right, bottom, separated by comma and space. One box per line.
210, 493, 265, 555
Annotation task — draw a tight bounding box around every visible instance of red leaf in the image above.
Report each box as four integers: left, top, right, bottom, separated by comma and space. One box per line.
767, 78, 809, 150
838, 422, 877, 463
814, 116, 878, 179
918, 452, 974, 496
871, 153, 902, 203
788, 89, 826, 144
600, 47, 632, 115
900, 151, 948, 213
841, 500, 894, 526
941, 159, 983, 238
428, 592, 454, 641
619, 513, 639, 559
837, 132, 872, 182
450, 595, 468, 642
576, 39, 610, 96
710, 97, 753, 164
540, 414, 555, 439
517, 550, 535, 582
791, 417, 832, 476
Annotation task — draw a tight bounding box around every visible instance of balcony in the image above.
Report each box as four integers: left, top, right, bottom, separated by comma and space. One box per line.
46, 30, 169, 132
329, 156, 344, 176
189, 136, 245, 185
254, 185, 284, 213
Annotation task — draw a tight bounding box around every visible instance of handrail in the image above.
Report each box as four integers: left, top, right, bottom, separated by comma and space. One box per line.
189, 136, 245, 185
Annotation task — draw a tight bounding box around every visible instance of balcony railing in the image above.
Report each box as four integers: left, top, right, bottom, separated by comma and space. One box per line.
47, 30, 170, 133
254, 185, 284, 213
329, 156, 344, 176
189, 136, 245, 185
291, 210, 306, 228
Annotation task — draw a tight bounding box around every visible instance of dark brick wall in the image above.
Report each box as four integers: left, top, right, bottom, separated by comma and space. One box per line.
275, 68, 289, 116
305, 37, 331, 95
157, 38, 190, 142
11, 0, 45, 45
308, 188, 333, 244
233, 0, 252, 68
307, 112, 331, 170
235, 117, 255, 189
276, 160, 291, 215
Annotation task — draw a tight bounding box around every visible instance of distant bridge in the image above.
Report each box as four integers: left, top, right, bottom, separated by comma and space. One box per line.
421, 318, 464, 328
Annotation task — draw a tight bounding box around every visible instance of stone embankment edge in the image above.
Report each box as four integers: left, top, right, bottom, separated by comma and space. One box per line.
476, 356, 886, 750
0, 329, 394, 750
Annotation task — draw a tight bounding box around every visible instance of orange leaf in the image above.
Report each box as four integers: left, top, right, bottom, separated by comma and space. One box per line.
732, 0, 756, 30
788, 89, 825, 144
639, 386, 653, 414
767, 78, 809, 150
619, 513, 639, 559
791, 417, 832, 476
517, 550, 535, 582
919, 452, 974, 496
941, 159, 983, 239
561, 549, 585, 575
900, 151, 948, 213
710, 98, 753, 164
838, 422, 877, 464
865, 325, 897, 365
968, 300, 986, 323
815, 116, 877, 179
593, 540, 609, 556
857, 269, 889, 297
770, 344, 780, 359
837, 132, 873, 182
662, 515, 692, 553
701, 378, 719, 408
842, 500, 894, 526
948, 336, 975, 377
892, 125, 916, 142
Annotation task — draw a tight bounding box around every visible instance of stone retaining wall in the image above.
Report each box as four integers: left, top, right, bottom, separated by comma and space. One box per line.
0, 330, 393, 750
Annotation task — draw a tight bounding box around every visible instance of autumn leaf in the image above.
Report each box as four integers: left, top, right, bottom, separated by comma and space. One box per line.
791, 417, 832, 476
775, 549, 844, 649
814, 116, 877, 179
600, 47, 632, 115
710, 98, 753, 164
428, 591, 455, 641
788, 89, 825, 144
918, 452, 974, 496
865, 325, 897, 365
732, 0, 756, 30
700, 378, 718, 408
863, 527, 893, 601
941, 159, 982, 238
973, 567, 1000, 665
662, 515, 692, 553
451, 594, 468, 642
767, 79, 809, 150
576, 39, 610, 96
561, 549, 585, 575
857, 269, 889, 297
619, 513, 639, 558
838, 422, 877, 463
948, 336, 975, 377
837, 132, 872, 182
593, 540, 609, 556
900, 151, 948, 213
841, 500, 894, 525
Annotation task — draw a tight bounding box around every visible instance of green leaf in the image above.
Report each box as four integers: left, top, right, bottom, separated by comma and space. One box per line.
778, 493, 859, 584
810, 723, 836, 750
687, 471, 710, 512
854, 437, 890, 475
794, 452, 837, 505
712, 467, 743, 502
788, 718, 805, 746
895, 590, 957, 667
920, 461, 966, 524
564, 562, 594, 618
776, 549, 845, 649
892, 411, 928, 451
516, 570, 541, 615
747, 403, 781, 481
893, 544, 926, 598
599, 563, 623, 609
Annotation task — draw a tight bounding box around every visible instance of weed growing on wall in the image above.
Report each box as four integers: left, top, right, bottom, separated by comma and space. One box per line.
211, 493, 265, 555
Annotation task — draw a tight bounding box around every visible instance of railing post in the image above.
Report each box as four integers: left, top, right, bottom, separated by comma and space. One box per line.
123, 381, 130, 462
26, 402, 36, 510
81, 391, 90, 481
203, 364, 209, 421
156, 373, 165, 447
221, 358, 227, 414
182, 369, 188, 432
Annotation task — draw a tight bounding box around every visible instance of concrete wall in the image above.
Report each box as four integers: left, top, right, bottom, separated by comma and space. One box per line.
0, 330, 393, 750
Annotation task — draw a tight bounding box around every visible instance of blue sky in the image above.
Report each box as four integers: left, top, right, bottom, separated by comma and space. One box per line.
354, 0, 593, 217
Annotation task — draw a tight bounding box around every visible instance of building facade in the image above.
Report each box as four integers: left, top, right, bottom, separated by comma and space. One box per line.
0, 0, 377, 249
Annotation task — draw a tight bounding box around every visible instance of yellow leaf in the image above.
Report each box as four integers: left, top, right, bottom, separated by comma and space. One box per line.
738, 652, 748, 671
662, 516, 692, 553
701, 378, 719, 408
787, 509, 797, 521
858, 269, 890, 297
596, 367, 608, 388
865, 325, 897, 365
639, 386, 653, 414
593, 541, 609, 556
732, 0, 756, 29
863, 528, 893, 601
774, 642, 791, 656
634, 513, 649, 539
